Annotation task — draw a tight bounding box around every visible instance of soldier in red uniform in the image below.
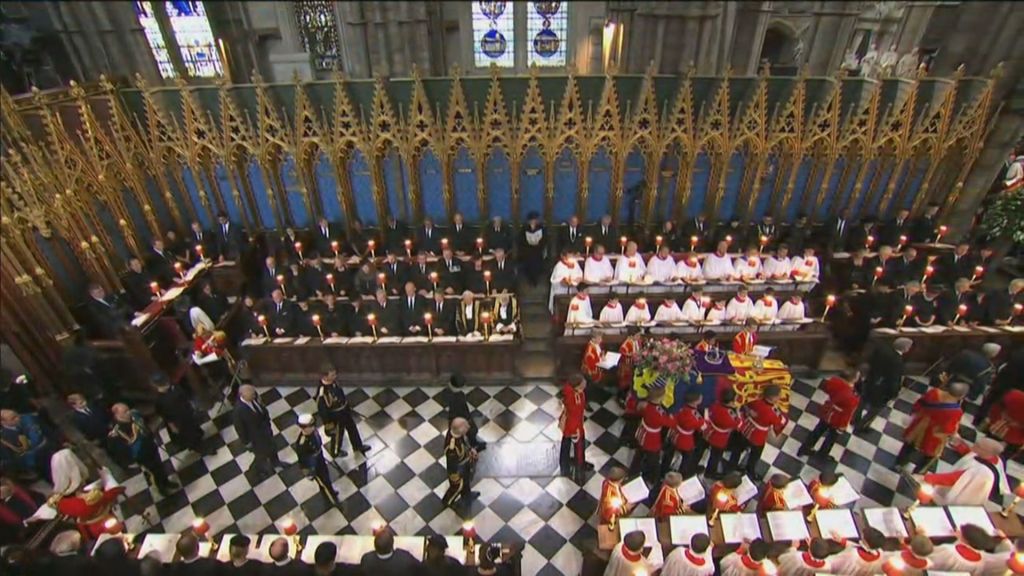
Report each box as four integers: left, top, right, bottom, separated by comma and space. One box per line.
732, 319, 758, 355
55, 484, 126, 539
581, 332, 604, 384
705, 472, 744, 515
652, 471, 687, 520
662, 390, 705, 477
730, 384, 788, 480
806, 470, 840, 511
617, 330, 643, 397
702, 387, 741, 479
756, 473, 789, 513
621, 388, 641, 447
598, 466, 630, 525
559, 373, 590, 480
982, 388, 1024, 454
897, 381, 967, 474
798, 369, 861, 461
631, 387, 675, 482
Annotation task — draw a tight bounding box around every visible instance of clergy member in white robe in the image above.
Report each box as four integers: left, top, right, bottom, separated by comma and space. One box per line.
647, 245, 677, 283
930, 525, 998, 574
604, 532, 653, 576
566, 287, 594, 325
733, 248, 763, 280
702, 241, 737, 280
791, 248, 820, 281
925, 437, 1009, 507
661, 533, 714, 576
624, 298, 652, 324
828, 527, 888, 576
675, 253, 704, 282
584, 245, 615, 284
778, 295, 807, 321
549, 250, 583, 311
777, 540, 833, 576
720, 540, 775, 576
725, 288, 755, 323
654, 299, 685, 323
598, 298, 625, 324
763, 245, 793, 279
681, 291, 705, 323
615, 242, 647, 283
752, 289, 779, 323
705, 301, 726, 324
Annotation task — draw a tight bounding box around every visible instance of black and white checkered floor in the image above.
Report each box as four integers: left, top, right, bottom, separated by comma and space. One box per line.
116, 375, 1022, 576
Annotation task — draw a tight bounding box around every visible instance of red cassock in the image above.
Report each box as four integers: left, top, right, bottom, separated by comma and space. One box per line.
635, 401, 675, 452
904, 388, 963, 457
732, 330, 757, 354
703, 402, 740, 449
818, 376, 860, 429
599, 479, 626, 524
581, 341, 604, 382
988, 389, 1024, 446
807, 479, 837, 509
670, 405, 705, 451
623, 392, 640, 417
708, 482, 743, 513
757, 484, 787, 513
193, 334, 225, 357
653, 484, 686, 520
56, 486, 126, 538
559, 384, 586, 439
739, 399, 788, 447
617, 336, 641, 391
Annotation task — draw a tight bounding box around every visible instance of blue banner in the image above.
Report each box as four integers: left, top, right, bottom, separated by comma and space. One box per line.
687, 152, 711, 218
719, 152, 746, 221
348, 150, 377, 225
786, 157, 813, 221
621, 148, 646, 222
246, 159, 277, 228
753, 155, 779, 220
553, 147, 578, 222
520, 147, 545, 220
315, 153, 344, 224
586, 147, 612, 221
213, 163, 244, 225
816, 158, 846, 220
281, 154, 311, 227
486, 148, 512, 221
452, 147, 480, 222
419, 149, 446, 222
181, 165, 210, 227
655, 149, 679, 221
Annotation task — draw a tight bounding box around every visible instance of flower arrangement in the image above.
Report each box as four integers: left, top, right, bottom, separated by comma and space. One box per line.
634, 338, 696, 381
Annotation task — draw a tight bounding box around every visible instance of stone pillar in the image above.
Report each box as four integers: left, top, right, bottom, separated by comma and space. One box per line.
894, 2, 937, 52
265, 2, 313, 81
336, 1, 434, 78
729, 1, 772, 76
804, 1, 860, 75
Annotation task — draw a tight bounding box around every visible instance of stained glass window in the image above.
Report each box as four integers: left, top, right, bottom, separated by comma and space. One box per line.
135, 1, 176, 78
527, 1, 567, 66
295, 0, 340, 71
165, 1, 222, 78
473, 2, 515, 68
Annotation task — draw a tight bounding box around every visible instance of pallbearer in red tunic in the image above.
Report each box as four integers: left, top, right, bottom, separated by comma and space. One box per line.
581, 332, 604, 384
702, 387, 740, 479
559, 373, 589, 478
756, 473, 789, 513
663, 390, 705, 477
733, 384, 788, 479
896, 381, 967, 474
732, 318, 758, 354
617, 331, 642, 393
983, 388, 1024, 451
653, 471, 688, 520
598, 466, 629, 525
799, 369, 861, 460
633, 387, 675, 481
55, 484, 126, 539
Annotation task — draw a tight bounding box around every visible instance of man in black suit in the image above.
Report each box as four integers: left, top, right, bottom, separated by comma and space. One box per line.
847, 217, 879, 252
408, 252, 436, 292
122, 257, 155, 311
449, 212, 475, 254
85, 283, 130, 339
302, 253, 329, 297
370, 289, 401, 336
487, 247, 516, 293
380, 252, 407, 296
415, 217, 442, 254
823, 208, 854, 253
483, 216, 513, 252
908, 203, 941, 243
260, 256, 288, 297
215, 212, 244, 261
153, 373, 204, 453
781, 214, 811, 253
429, 291, 456, 336
880, 208, 911, 247
66, 392, 109, 443
896, 246, 926, 286
980, 279, 1024, 326
187, 221, 215, 263
752, 214, 779, 249
263, 289, 298, 336
359, 528, 420, 575
559, 214, 585, 254
145, 238, 176, 285
168, 532, 219, 576
196, 281, 229, 323
438, 247, 464, 294
382, 215, 407, 253
853, 337, 912, 433
715, 218, 746, 247
399, 282, 427, 335
313, 216, 341, 256
939, 240, 977, 287
681, 212, 713, 251
589, 213, 617, 251
233, 384, 282, 478
267, 537, 305, 576
938, 278, 978, 325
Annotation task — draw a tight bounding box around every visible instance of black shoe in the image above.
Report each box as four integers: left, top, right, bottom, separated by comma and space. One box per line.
797, 445, 812, 457
356, 444, 372, 453
463, 491, 481, 501
582, 461, 595, 471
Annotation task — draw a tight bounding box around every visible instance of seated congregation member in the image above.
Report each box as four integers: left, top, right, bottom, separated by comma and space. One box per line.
681, 212, 712, 251
146, 237, 177, 285
881, 208, 912, 247
493, 292, 518, 334
301, 253, 330, 297
720, 537, 774, 576
980, 278, 1024, 326
408, 252, 435, 293
654, 298, 685, 323
224, 534, 262, 575
778, 293, 807, 321
791, 246, 820, 280
85, 283, 132, 339
829, 526, 887, 575
122, 257, 156, 311
647, 244, 677, 282
566, 286, 594, 325
313, 293, 349, 337
464, 258, 488, 295
898, 246, 927, 285
559, 214, 586, 254
456, 291, 481, 336
519, 212, 546, 286
427, 291, 455, 336
680, 289, 705, 323
615, 241, 646, 283
399, 282, 427, 336
449, 212, 475, 254
0, 476, 45, 545
725, 287, 755, 323
733, 246, 763, 280
846, 217, 876, 252
584, 244, 615, 284
753, 215, 779, 248
261, 289, 298, 336
487, 247, 516, 292
716, 218, 747, 247
312, 216, 341, 256
624, 298, 652, 324
196, 281, 229, 323
381, 215, 406, 254
277, 227, 305, 263
675, 251, 704, 282
702, 240, 737, 280
260, 255, 288, 297
604, 530, 653, 576
589, 214, 617, 250
777, 537, 834, 575
422, 535, 462, 576
939, 240, 977, 286
752, 287, 779, 323
661, 533, 714, 576
652, 220, 681, 252
909, 202, 941, 243
284, 262, 310, 300
437, 247, 465, 294
939, 277, 978, 325
370, 289, 400, 336
598, 297, 625, 324
844, 248, 874, 290
762, 244, 792, 280
483, 215, 513, 252
415, 216, 441, 255
380, 251, 407, 296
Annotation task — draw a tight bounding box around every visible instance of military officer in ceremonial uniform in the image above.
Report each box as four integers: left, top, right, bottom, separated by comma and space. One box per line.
295, 413, 338, 505
652, 471, 688, 520
731, 384, 788, 480
558, 373, 589, 480
316, 368, 370, 458
442, 417, 479, 508
106, 403, 178, 495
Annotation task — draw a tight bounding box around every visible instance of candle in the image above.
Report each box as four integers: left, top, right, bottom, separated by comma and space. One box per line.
367, 313, 378, 340
476, 237, 484, 254
971, 265, 984, 282
821, 294, 836, 322
953, 304, 968, 324
584, 236, 593, 257
483, 270, 492, 295
882, 556, 906, 576
1016, 303, 1024, 316
921, 265, 934, 284
326, 273, 335, 291
424, 312, 433, 340
312, 314, 323, 340
709, 491, 730, 527
608, 496, 623, 530
195, 244, 204, 260
462, 521, 477, 555
866, 235, 875, 248
430, 271, 439, 290
331, 240, 339, 257
619, 236, 627, 254
276, 274, 287, 297
481, 311, 492, 340
904, 483, 933, 518
191, 517, 209, 536
174, 261, 184, 279
899, 235, 908, 246
872, 266, 883, 286
404, 239, 412, 257
441, 238, 449, 250
1008, 550, 1024, 574
725, 235, 733, 247
690, 235, 699, 250
377, 272, 387, 291
104, 517, 123, 535
258, 314, 269, 338
897, 304, 914, 328
281, 519, 297, 536
294, 241, 303, 260
1001, 483, 1024, 517
936, 225, 947, 242
655, 235, 664, 249
759, 235, 768, 253
150, 281, 160, 296
367, 239, 376, 258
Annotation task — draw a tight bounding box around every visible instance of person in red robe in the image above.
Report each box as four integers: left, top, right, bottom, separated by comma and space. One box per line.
732, 384, 788, 479
756, 473, 789, 513
806, 470, 840, 511
982, 388, 1024, 453
621, 388, 641, 448
581, 332, 604, 384
663, 390, 704, 477
617, 331, 643, 395
701, 387, 740, 479
732, 319, 758, 355
598, 466, 630, 525
652, 471, 687, 520
799, 369, 860, 461
706, 472, 744, 516
632, 387, 675, 482
896, 381, 967, 474
694, 330, 719, 352
558, 373, 589, 478
55, 484, 126, 539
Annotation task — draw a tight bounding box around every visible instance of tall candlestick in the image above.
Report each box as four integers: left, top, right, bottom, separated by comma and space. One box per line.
821, 294, 836, 322
619, 236, 627, 254
424, 312, 433, 340
331, 240, 339, 259
483, 270, 491, 295
326, 273, 335, 294
1001, 484, 1024, 517
866, 235, 875, 249
294, 242, 303, 261
258, 315, 269, 338
953, 304, 968, 325
708, 491, 729, 527
690, 235, 698, 251
367, 313, 378, 341
897, 305, 913, 328
476, 237, 484, 254
725, 235, 733, 247
584, 236, 592, 257
312, 314, 323, 340
921, 265, 934, 284
430, 271, 439, 291
971, 265, 984, 282
872, 267, 883, 286
655, 235, 663, 249
276, 274, 287, 298
174, 261, 185, 280
608, 496, 623, 531
367, 239, 376, 259
404, 239, 412, 258
759, 235, 768, 254
481, 312, 492, 341
195, 244, 205, 261
936, 225, 947, 243
377, 273, 387, 293
150, 281, 161, 296
903, 483, 933, 518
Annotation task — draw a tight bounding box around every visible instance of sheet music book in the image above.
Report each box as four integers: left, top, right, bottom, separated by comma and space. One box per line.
863, 507, 908, 538
138, 534, 180, 563
782, 480, 813, 509
301, 536, 343, 563
271, 337, 295, 344
348, 336, 375, 344
946, 506, 997, 535
322, 336, 348, 344
751, 345, 775, 358
489, 334, 515, 342
720, 513, 762, 544
444, 536, 467, 564
432, 336, 458, 343
192, 352, 220, 366
815, 509, 859, 540
131, 313, 150, 327
255, 535, 296, 561
676, 476, 706, 505
734, 475, 759, 506
829, 476, 860, 506
25, 502, 58, 523
403, 336, 430, 343
669, 515, 709, 545
874, 328, 898, 334
393, 536, 425, 561
241, 337, 267, 346
621, 476, 649, 503
159, 286, 185, 302
336, 536, 375, 565
618, 517, 658, 546
376, 337, 402, 343
766, 510, 810, 541
598, 351, 622, 369
910, 507, 955, 537
293, 336, 311, 345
